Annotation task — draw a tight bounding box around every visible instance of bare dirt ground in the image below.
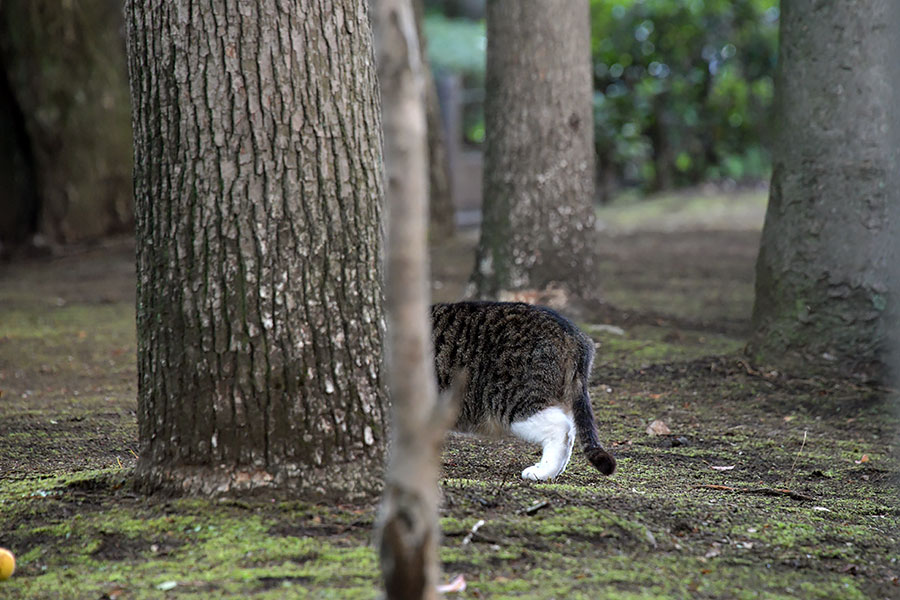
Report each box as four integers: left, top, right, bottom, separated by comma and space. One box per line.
0, 193, 897, 599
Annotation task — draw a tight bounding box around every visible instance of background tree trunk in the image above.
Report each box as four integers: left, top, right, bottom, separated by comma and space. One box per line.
413, 0, 456, 242
424, 80, 456, 242
748, 0, 899, 377
126, 0, 388, 498
471, 0, 597, 299
0, 0, 132, 250
888, 6, 900, 387
0, 55, 38, 254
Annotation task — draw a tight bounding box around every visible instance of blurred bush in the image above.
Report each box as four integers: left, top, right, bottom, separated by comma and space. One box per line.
424, 13, 486, 78
423, 13, 487, 145
592, 0, 778, 192
425, 0, 779, 195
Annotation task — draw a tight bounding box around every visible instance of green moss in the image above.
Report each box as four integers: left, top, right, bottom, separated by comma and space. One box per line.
596, 189, 768, 234
1, 485, 382, 599
3, 230, 898, 599
584, 325, 744, 368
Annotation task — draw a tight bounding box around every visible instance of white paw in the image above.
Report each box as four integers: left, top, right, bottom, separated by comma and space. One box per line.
521, 465, 551, 481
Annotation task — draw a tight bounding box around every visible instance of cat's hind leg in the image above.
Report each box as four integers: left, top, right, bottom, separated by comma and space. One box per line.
510, 407, 576, 481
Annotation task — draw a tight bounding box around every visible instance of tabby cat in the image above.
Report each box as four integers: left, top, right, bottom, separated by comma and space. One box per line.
431, 301, 616, 481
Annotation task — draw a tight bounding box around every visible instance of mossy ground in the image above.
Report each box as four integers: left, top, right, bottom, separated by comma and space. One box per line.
1, 196, 898, 599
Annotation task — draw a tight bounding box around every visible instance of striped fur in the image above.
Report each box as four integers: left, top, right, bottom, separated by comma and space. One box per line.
431, 301, 616, 479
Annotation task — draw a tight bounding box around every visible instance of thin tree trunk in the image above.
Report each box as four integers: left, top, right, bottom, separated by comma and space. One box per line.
749, 0, 899, 377
413, 0, 456, 242
373, 0, 454, 597
424, 58, 456, 242
126, 0, 388, 498
471, 0, 598, 299
889, 6, 900, 386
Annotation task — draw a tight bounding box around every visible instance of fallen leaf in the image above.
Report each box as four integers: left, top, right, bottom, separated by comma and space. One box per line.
102, 587, 127, 600
498, 286, 567, 308
854, 454, 870, 464
648, 393, 664, 400
812, 506, 832, 512
436, 574, 467, 594
710, 465, 735, 471
156, 581, 178, 591
783, 415, 795, 422
646, 420, 671, 436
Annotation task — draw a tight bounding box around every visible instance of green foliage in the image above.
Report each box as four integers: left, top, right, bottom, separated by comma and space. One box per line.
591, 0, 779, 190
423, 13, 487, 143
424, 3, 778, 189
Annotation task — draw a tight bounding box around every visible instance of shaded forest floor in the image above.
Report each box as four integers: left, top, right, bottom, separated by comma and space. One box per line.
1, 191, 897, 599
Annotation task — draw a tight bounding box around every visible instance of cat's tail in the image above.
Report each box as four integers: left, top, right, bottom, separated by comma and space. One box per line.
572, 335, 617, 476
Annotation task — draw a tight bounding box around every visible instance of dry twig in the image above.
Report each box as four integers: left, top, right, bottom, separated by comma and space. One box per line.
693, 484, 814, 502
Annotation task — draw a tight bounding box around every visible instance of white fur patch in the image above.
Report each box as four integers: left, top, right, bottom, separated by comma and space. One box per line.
510, 407, 576, 481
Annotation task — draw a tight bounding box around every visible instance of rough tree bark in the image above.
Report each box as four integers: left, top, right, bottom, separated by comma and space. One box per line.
471, 0, 598, 299
748, 0, 900, 377
373, 0, 455, 597
0, 0, 132, 250
126, 0, 388, 498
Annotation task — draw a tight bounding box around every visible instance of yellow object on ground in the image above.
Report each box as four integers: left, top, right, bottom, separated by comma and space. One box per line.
0, 548, 15, 580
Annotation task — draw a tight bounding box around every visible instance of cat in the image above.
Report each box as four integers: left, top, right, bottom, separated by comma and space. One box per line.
431, 301, 616, 481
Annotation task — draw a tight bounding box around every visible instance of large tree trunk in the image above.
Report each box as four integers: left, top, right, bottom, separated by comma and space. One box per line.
126, 0, 388, 498
0, 0, 132, 249
0, 54, 38, 254
748, 0, 899, 377
471, 0, 597, 299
